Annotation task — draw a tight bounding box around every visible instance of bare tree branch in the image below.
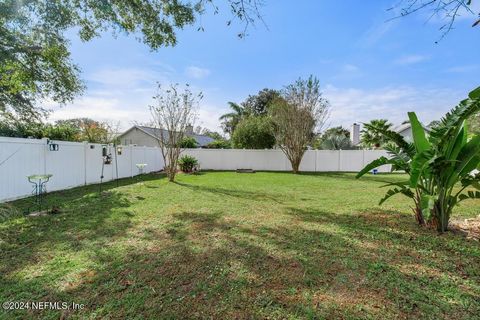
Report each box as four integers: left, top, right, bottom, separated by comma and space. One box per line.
149, 83, 201, 182
388, 0, 478, 40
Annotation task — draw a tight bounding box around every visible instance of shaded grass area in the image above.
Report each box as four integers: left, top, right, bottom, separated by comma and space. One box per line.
0, 172, 479, 319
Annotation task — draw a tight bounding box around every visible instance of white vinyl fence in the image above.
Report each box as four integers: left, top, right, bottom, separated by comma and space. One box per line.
183, 149, 390, 173
0, 137, 164, 202
0, 137, 390, 202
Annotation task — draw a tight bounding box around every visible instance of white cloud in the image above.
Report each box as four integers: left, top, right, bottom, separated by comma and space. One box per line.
444, 65, 478, 73
342, 64, 360, 73
394, 55, 429, 65
48, 66, 221, 132
359, 20, 398, 47
332, 64, 362, 81
185, 66, 211, 79
323, 85, 464, 129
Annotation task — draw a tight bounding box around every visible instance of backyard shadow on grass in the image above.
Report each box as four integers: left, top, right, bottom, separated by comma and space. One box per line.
299, 172, 407, 185
16, 208, 474, 319
174, 182, 284, 204
0, 175, 165, 278
2, 174, 479, 319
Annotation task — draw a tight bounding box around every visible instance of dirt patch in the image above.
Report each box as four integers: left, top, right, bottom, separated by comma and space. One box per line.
449, 215, 480, 241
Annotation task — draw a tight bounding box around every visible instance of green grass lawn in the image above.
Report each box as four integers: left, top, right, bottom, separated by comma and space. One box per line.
1, 172, 479, 319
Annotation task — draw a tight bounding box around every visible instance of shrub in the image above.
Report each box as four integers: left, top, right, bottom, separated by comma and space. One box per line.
205, 139, 231, 149
178, 155, 199, 173
179, 137, 198, 148
231, 116, 275, 149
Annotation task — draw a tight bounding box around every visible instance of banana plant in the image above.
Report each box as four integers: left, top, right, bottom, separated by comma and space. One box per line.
356, 126, 428, 225
357, 86, 480, 232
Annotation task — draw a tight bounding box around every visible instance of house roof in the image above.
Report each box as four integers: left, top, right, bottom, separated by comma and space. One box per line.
119, 125, 215, 147
392, 122, 430, 134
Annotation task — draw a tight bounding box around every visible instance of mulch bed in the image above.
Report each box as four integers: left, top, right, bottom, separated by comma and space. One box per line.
449, 215, 480, 241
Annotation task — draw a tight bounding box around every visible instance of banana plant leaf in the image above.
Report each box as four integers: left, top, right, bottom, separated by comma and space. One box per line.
379, 187, 414, 205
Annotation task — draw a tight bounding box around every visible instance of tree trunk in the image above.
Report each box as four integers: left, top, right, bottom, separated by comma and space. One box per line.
413, 193, 425, 226
290, 157, 301, 174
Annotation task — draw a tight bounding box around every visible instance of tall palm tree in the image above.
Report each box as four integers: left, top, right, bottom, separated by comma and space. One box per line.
219, 102, 249, 135
360, 119, 393, 148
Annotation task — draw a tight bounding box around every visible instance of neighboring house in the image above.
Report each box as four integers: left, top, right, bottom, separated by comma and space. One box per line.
350, 122, 431, 146
118, 125, 215, 148
391, 122, 431, 143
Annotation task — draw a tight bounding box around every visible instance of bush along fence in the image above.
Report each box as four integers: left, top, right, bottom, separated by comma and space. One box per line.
0, 136, 390, 202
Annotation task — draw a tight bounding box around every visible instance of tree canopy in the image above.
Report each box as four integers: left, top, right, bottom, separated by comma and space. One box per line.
231, 116, 275, 149
270, 76, 330, 173
243, 88, 281, 116
0, 0, 263, 118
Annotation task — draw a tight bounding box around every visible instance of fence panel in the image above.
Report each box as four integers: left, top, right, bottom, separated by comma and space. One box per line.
45, 141, 86, 191
363, 150, 391, 173
299, 151, 316, 172
0, 138, 45, 201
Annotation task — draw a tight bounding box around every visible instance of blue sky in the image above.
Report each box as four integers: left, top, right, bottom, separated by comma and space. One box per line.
49, 0, 480, 133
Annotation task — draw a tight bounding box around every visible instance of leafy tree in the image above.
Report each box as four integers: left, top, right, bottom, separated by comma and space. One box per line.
357, 87, 480, 233
360, 119, 393, 149
231, 116, 275, 149
205, 139, 232, 149
43, 123, 79, 141
0, 113, 114, 143
0, 113, 45, 138
179, 136, 198, 148
55, 118, 116, 143
243, 89, 281, 116
219, 102, 249, 135
270, 76, 330, 173
0, 0, 263, 118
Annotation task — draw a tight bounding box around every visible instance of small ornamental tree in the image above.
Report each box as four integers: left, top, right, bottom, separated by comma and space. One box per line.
150, 83, 201, 182
270, 76, 330, 173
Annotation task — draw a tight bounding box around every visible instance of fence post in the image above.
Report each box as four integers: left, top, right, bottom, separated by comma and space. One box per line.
83, 141, 88, 185
41, 138, 48, 175
338, 150, 341, 171
130, 145, 134, 178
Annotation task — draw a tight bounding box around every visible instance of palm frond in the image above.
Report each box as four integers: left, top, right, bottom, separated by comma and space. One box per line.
364, 124, 414, 156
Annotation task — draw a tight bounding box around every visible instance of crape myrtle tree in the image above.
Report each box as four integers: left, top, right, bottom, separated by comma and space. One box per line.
0, 0, 263, 119
270, 76, 330, 173
150, 83, 201, 182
